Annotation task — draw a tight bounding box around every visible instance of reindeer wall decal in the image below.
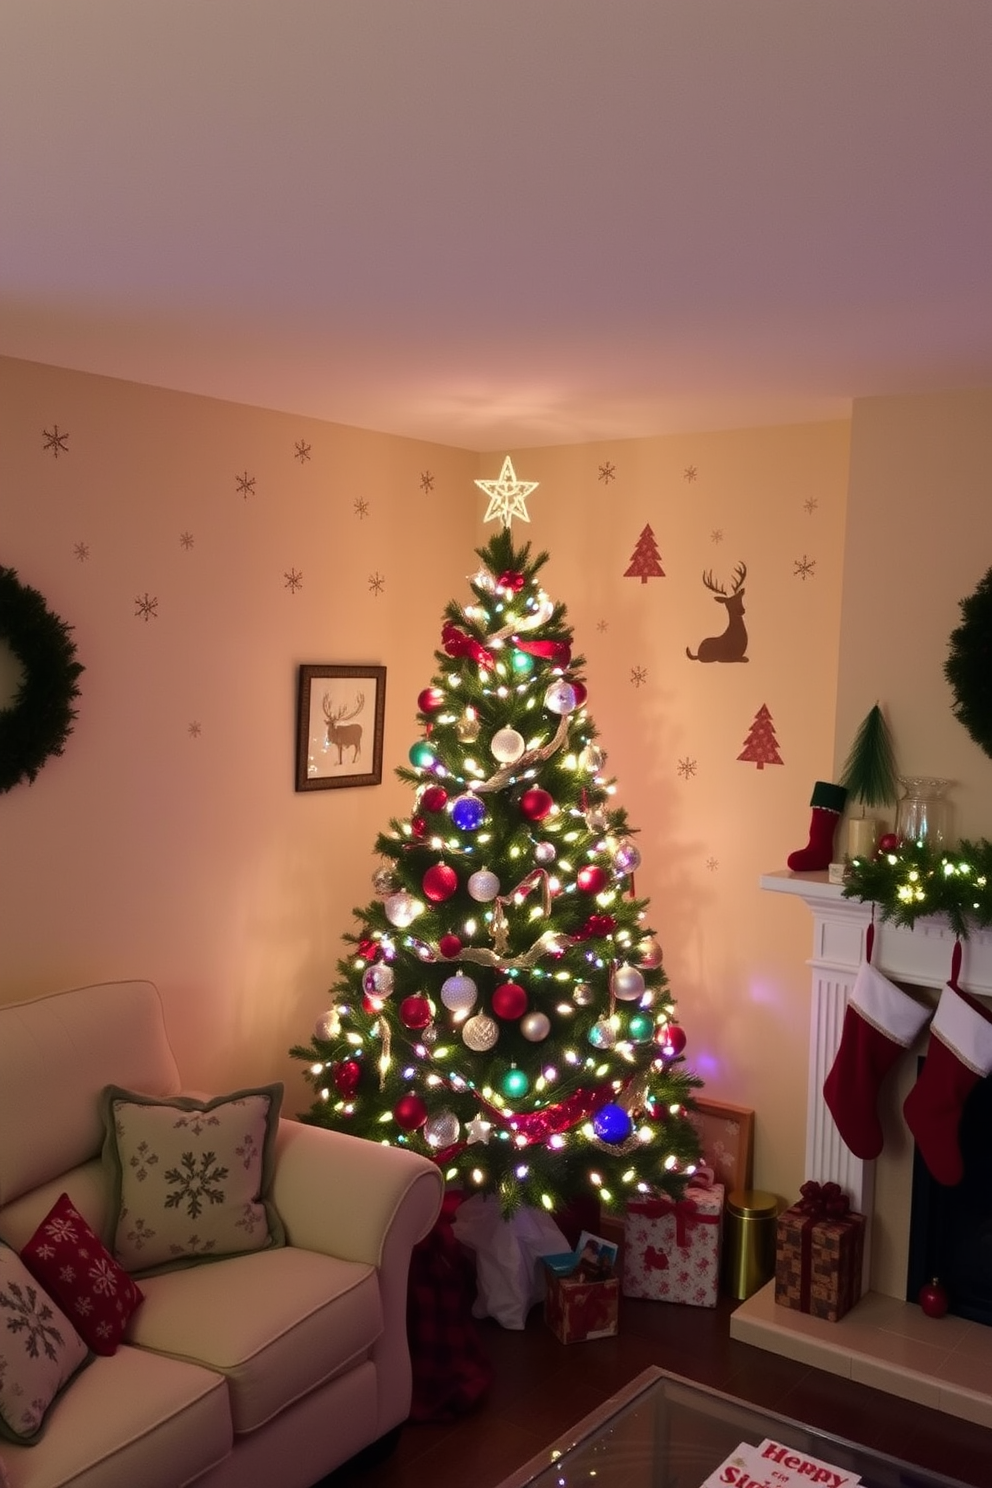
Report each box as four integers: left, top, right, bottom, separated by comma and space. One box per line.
322, 692, 365, 764
685, 562, 749, 663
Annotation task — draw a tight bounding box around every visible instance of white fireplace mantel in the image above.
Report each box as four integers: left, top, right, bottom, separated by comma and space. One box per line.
761, 868, 992, 1284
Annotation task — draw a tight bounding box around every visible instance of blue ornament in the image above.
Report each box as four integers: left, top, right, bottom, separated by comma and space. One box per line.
592, 1103, 634, 1145
451, 793, 486, 832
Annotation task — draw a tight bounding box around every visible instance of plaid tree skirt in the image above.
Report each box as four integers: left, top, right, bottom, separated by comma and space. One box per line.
407, 1193, 493, 1421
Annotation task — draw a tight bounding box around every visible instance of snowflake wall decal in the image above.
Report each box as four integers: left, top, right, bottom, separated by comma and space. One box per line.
793, 555, 816, 581
711, 529, 723, 545
180, 531, 194, 550
706, 857, 719, 871
354, 497, 369, 519
684, 465, 698, 483
677, 757, 697, 779
630, 665, 648, 688
188, 722, 202, 738
294, 440, 311, 463
284, 568, 303, 593
804, 497, 818, 515
134, 594, 159, 622
420, 471, 435, 493
42, 425, 69, 458
73, 542, 90, 562
598, 462, 616, 484
235, 471, 256, 500
369, 572, 384, 597
596, 619, 609, 632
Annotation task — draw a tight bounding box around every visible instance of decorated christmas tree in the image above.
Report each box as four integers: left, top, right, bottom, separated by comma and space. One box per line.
292, 460, 703, 1216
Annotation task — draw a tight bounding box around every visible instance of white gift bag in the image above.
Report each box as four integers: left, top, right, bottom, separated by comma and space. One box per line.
451, 1193, 570, 1330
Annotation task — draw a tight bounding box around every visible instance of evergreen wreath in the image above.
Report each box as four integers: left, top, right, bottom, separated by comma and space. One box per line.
0, 565, 84, 794
945, 566, 992, 759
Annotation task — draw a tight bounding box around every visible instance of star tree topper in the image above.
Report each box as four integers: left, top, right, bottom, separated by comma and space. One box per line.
475, 455, 538, 529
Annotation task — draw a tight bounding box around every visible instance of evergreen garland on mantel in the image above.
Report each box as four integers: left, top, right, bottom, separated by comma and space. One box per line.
843, 838, 992, 940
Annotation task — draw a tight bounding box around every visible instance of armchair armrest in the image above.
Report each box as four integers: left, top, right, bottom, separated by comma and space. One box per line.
271, 1119, 443, 1267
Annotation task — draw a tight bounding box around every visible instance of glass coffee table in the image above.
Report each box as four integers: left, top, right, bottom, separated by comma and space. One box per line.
494, 1366, 972, 1487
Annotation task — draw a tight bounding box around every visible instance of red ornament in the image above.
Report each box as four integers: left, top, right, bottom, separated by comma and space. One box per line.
492, 982, 528, 1020
498, 570, 525, 592
423, 863, 458, 902
576, 864, 608, 894
438, 932, 462, 958
394, 1093, 428, 1131
877, 833, 901, 854
399, 996, 433, 1030
918, 1278, 949, 1318
573, 914, 617, 941
357, 938, 378, 961
520, 787, 554, 822
410, 816, 427, 838
657, 1024, 687, 1059
418, 687, 445, 714
571, 681, 588, 707
333, 1060, 361, 1097
420, 785, 448, 813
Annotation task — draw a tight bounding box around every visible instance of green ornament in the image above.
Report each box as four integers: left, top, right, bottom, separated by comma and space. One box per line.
501, 1066, 530, 1099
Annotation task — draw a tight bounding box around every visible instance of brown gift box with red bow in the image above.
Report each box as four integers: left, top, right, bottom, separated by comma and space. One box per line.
775, 1181, 865, 1323
543, 1268, 619, 1343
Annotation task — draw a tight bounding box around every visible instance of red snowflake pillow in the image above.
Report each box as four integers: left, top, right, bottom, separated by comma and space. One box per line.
20, 1193, 144, 1355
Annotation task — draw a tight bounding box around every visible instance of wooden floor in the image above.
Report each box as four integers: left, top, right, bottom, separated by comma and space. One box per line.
324, 1294, 992, 1488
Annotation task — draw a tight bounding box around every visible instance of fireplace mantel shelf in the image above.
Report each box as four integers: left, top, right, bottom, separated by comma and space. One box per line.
760, 868, 992, 997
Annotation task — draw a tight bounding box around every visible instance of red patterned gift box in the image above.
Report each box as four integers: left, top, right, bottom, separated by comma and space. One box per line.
621, 1171, 724, 1307
543, 1267, 619, 1343
775, 1180, 865, 1323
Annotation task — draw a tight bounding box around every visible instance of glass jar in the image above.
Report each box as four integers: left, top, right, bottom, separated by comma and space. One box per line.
895, 777, 953, 848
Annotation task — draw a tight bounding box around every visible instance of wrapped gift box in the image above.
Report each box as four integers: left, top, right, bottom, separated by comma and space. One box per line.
774, 1181, 865, 1323
543, 1266, 619, 1343
621, 1177, 725, 1307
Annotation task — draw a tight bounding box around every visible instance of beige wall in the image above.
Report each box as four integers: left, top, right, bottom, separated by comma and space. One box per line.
0, 355, 477, 1093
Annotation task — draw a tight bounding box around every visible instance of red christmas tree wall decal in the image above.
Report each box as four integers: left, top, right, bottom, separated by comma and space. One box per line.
624, 525, 665, 584
737, 705, 784, 769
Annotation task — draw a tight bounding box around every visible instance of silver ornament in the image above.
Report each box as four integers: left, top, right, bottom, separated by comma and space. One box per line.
462, 1012, 499, 1051
424, 1109, 461, 1147
384, 891, 423, 928
520, 1011, 551, 1042
420, 1022, 439, 1048
491, 727, 526, 764
467, 869, 500, 902
588, 1017, 616, 1049
613, 840, 642, 875
585, 806, 609, 831
373, 866, 397, 896
637, 936, 663, 969
612, 963, 646, 1002
533, 840, 557, 865
572, 982, 595, 1007
579, 743, 605, 773
544, 679, 577, 716
441, 972, 479, 1013
314, 1009, 339, 1041
362, 964, 395, 997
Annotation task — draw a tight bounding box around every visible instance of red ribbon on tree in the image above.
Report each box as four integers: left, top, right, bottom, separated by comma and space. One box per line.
475, 1080, 614, 1146
442, 621, 495, 671
794, 1180, 850, 1311
512, 637, 572, 667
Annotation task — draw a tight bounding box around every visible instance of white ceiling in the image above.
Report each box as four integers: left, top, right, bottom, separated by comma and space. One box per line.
2, 3, 991, 452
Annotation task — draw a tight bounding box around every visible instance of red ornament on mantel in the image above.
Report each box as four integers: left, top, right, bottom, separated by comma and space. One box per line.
918, 1278, 949, 1318
877, 833, 901, 854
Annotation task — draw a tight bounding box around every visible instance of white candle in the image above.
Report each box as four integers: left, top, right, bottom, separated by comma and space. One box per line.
847, 817, 880, 860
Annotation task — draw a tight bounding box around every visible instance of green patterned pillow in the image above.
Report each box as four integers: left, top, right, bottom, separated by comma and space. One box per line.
101, 1085, 286, 1276
0, 1244, 91, 1444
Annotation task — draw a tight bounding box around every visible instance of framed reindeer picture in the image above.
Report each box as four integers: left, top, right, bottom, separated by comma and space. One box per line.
295, 664, 387, 791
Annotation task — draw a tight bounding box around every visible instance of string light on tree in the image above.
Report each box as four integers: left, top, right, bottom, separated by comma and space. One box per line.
291, 461, 703, 1216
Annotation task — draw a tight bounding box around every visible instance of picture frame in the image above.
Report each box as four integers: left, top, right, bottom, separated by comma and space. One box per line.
688, 1097, 755, 1196
295, 664, 386, 792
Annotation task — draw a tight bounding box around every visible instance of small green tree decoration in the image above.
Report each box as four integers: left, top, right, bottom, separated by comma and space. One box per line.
839, 704, 898, 817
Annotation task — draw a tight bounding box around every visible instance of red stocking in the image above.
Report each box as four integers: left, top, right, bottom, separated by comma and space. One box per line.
904, 971, 992, 1187
824, 953, 930, 1160
787, 782, 848, 872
